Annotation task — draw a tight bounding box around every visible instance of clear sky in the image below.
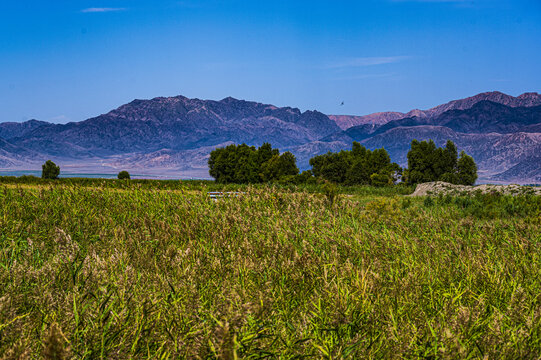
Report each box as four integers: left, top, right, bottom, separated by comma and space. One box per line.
1, 0, 540, 123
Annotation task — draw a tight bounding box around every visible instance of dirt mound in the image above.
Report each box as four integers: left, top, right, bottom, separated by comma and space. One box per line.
409, 181, 541, 197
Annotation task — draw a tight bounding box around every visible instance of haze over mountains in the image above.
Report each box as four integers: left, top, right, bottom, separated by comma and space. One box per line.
0, 91, 540, 183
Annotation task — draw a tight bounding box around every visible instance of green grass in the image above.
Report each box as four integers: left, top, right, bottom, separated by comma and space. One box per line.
0, 181, 540, 358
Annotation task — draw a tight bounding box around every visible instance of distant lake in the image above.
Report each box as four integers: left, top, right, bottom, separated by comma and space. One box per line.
0, 170, 159, 179
0, 170, 211, 180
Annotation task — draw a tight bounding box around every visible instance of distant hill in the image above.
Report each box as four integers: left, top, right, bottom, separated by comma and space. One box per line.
329, 91, 541, 130
493, 157, 541, 183
10, 96, 339, 158
0, 91, 540, 183
329, 112, 404, 130
0, 119, 50, 140
0, 136, 44, 167
364, 101, 541, 137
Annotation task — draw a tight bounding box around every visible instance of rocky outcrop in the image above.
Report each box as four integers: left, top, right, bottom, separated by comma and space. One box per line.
409, 181, 541, 197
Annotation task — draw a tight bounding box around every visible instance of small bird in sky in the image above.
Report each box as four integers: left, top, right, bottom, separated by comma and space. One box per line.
340, 101, 344, 106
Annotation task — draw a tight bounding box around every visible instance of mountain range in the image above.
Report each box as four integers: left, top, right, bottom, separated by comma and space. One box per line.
0, 91, 540, 183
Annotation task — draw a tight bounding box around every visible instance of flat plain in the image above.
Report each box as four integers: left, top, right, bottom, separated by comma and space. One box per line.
0, 179, 540, 358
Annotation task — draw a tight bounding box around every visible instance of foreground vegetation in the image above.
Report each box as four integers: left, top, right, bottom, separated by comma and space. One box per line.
0, 179, 540, 358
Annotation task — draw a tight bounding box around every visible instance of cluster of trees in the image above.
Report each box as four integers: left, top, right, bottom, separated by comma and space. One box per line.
309, 142, 400, 186
208, 143, 299, 183
209, 139, 478, 186
42, 138, 478, 186
404, 140, 477, 185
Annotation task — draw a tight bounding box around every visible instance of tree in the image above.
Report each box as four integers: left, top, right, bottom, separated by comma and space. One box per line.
405, 140, 477, 185
208, 143, 299, 184
310, 142, 399, 185
260, 152, 299, 182
456, 151, 478, 185
318, 152, 351, 183
232, 144, 259, 183
118, 171, 130, 180
345, 158, 371, 185
405, 140, 439, 185
256, 142, 279, 166
208, 144, 258, 183
41, 160, 60, 179
442, 140, 458, 173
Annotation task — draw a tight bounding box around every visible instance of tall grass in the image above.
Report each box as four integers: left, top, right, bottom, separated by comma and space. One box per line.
0, 175, 414, 196
0, 184, 540, 358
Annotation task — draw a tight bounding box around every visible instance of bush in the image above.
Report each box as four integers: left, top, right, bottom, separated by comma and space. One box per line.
41, 160, 60, 179
118, 171, 131, 180
445, 192, 541, 219
322, 181, 339, 206
370, 173, 391, 187
423, 196, 435, 207
401, 198, 412, 209
365, 197, 400, 217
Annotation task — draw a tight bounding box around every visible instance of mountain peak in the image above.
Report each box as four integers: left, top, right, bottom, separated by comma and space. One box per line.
220, 96, 241, 103
476, 90, 506, 97
516, 92, 541, 103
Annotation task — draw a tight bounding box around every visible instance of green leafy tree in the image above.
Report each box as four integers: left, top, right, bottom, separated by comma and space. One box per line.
118, 171, 130, 180
319, 152, 351, 183
208, 143, 299, 184
345, 158, 371, 185
256, 142, 279, 166
443, 140, 458, 173
457, 151, 478, 185
310, 142, 399, 186
260, 152, 299, 182
405, 140, 438, 184
405, 139, 477, 185
41, 160, 60, 180
308, 153, 328, 178
232, 144, 259, 183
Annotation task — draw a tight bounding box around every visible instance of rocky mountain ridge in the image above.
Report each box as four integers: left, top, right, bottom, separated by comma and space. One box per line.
330, 91, 541, 130
0, 91, 540, 183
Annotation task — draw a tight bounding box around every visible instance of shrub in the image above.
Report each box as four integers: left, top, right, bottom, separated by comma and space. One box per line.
365, 197, 400, 217
322, 181, 339, 206
423, 196, 435, 207
370, 173, 391, 187
401, 197, 412, 209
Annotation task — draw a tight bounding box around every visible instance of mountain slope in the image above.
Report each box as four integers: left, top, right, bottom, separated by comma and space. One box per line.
338, 101, 541, 142
0, 120, 50, 140
329, 91, 541, 130
1, 91, 540, 183
0, 136, 44, 167
12, 96, 340, 158
493, 157, 541, 183
329, 112, 405, 130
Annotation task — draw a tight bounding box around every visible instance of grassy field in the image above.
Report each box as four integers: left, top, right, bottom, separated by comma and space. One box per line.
0, 180, 540, 358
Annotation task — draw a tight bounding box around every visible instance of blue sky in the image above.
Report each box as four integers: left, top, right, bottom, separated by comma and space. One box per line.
1, 0, 540, 123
